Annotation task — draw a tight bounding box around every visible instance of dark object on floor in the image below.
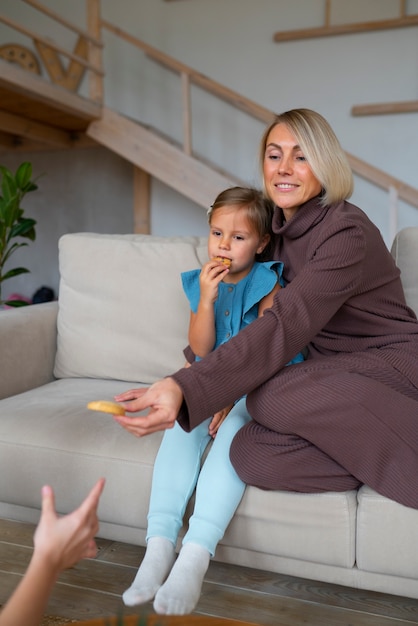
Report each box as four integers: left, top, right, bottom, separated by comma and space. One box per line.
32, 286, 55, 304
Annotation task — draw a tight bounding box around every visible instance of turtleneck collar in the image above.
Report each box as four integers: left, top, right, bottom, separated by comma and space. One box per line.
272, 195, 330, 240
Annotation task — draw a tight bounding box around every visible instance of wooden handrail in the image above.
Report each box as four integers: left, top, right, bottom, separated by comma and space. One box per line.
101, 19, 275, 125
346, 152, 418, 207
21, 0, 103, 47
0, 14, 104, 75
274, 0, 418, 42
273, 15, 418, 42
101, 19, 418, 210
1, 2, 418, 212
351, 101, 418, 117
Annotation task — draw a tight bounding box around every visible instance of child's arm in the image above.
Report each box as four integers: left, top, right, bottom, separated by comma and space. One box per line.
0, 479, 104, 626
257, 282, 281, 317
188, 260, 228, 357
208, 280, 282, 437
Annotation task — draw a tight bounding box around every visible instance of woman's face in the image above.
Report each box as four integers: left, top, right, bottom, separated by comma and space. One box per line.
263, 123, 322, 221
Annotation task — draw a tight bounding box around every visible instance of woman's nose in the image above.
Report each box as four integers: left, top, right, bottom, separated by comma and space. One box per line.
279, 155, 292, 175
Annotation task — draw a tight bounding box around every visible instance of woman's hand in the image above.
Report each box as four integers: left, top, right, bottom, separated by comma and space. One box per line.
113, 378, 184, 437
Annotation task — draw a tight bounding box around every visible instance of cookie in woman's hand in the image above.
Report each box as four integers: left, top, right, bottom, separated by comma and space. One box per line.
87, 400, 125, 415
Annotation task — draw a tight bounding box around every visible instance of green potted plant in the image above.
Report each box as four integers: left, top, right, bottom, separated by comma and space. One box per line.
0, 161, 38, 308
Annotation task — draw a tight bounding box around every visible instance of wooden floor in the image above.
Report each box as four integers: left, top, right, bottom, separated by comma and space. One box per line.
0, 517, 418, 626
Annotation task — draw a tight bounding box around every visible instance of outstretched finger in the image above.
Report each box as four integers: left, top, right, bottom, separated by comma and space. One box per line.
77, 478, 105, 520
41, 485, 57, 520
114, 388, 148, 402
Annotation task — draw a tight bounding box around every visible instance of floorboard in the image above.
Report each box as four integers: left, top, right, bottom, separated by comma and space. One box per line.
0, 519, 418, 625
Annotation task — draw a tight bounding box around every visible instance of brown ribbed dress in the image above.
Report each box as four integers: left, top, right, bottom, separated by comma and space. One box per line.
173, 197, 418, 509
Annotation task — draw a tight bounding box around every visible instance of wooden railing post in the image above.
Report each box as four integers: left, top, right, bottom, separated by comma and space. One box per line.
86, 0, 103, 105
181, 71, 192, 155
389, 186, 399, 246
325, 0, 331, 27
133, 167, 151, 234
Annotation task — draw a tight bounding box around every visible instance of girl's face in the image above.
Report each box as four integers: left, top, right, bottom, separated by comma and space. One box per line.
208, 205, 269, 283
263, 123, 322, 221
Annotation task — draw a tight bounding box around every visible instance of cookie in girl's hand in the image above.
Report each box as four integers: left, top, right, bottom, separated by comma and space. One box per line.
213, 256, 231, 267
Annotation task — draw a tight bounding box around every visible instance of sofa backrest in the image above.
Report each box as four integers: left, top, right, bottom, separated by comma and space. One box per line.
53, 228, 417, 385
54, 233, 208, 383
391, 227, 418, 316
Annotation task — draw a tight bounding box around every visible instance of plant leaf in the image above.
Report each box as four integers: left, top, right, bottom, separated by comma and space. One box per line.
15, 162, 32, 189
2, 242, 27, 266
1, 168, 17, 202
4, 299, 30, 307
0, 161, 39, 295
0, 194, 19, 228
1, 266, 30, 282
9, 218, 37, 240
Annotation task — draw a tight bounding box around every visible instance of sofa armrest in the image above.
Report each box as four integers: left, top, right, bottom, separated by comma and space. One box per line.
0, 301, 58, 400
391, 227, 418, 316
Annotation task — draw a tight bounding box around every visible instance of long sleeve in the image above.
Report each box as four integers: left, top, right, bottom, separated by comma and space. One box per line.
172, 198, 418, 431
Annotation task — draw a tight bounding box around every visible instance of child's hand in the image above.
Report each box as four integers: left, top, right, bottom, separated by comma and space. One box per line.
209, 404, 234, 437
199, 259, 229, 305
33, 478, 105, 573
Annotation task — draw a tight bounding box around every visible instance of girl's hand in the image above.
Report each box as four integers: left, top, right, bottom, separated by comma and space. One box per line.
199, 259, 229, 305
208, 404, 234, 437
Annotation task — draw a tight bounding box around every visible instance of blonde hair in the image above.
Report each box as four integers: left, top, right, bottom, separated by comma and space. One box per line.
259, 108, 354, 206
208, 186, 275, 260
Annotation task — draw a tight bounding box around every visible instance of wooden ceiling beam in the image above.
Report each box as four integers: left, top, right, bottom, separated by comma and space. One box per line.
0, 60, 101, 121
0, 109, 74, 147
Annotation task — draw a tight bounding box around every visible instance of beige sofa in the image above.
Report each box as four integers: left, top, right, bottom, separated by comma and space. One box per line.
1, 228, 418, 600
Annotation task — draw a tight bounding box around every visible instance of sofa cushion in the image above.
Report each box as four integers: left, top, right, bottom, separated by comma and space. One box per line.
54, 233, 208, 383
221, 486, 357, 568
0, 377, 161, 531
356, 486, 418, 579
0, 374, 357, 569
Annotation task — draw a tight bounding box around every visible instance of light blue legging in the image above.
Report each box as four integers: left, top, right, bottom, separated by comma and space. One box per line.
146, 397, 251, 556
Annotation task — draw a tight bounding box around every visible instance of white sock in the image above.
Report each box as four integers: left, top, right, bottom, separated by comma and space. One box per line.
153, 542, 210, 615
122, 536, 176, 607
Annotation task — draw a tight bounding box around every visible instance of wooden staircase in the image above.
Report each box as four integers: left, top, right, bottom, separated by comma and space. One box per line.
86, 108, 240, 210
1, 0, 418, 237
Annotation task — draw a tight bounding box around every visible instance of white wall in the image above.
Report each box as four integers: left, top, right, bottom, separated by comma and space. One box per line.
1, 0, 418, 299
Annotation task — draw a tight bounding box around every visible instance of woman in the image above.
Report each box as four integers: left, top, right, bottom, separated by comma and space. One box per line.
114, 108, 418, 510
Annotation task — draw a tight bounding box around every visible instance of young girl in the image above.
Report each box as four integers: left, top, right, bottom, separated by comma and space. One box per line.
119, 186, 304, 615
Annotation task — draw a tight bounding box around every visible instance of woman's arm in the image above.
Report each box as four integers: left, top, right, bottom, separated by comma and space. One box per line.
114, 217, 367, 436
257, 282, 281, 317
0, 479, 105, 626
